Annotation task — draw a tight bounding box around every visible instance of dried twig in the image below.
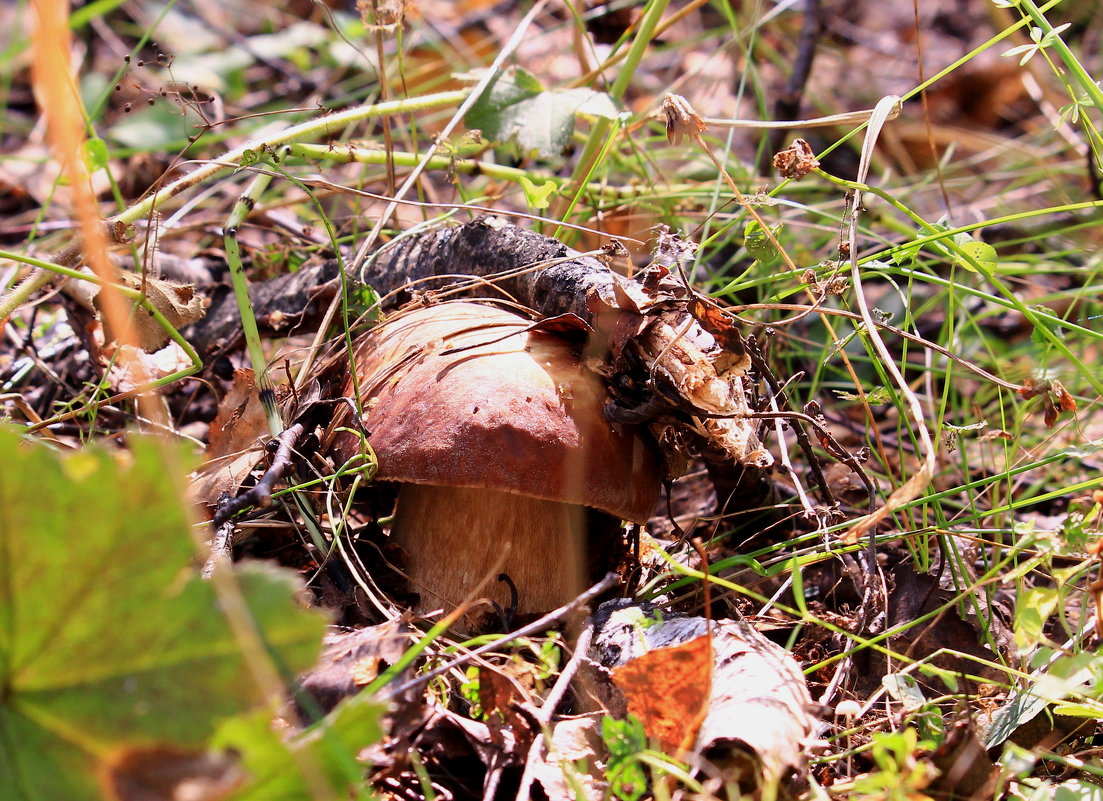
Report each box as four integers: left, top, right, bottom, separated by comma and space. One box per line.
380, 573, 617, 701
212, 423, 305, 527
515, 621, 596, 801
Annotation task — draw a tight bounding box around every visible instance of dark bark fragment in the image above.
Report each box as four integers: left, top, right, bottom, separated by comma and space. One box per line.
362, 215, 626, 324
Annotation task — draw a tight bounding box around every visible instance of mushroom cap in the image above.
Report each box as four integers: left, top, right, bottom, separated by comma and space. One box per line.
332, 302, 661, 522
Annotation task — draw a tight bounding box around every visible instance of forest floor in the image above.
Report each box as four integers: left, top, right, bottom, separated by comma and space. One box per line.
3, 2, 1103, 800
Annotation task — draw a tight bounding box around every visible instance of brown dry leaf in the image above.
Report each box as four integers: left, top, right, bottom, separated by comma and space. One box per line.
662, 93, 707, 146
480, 666, 536, 752
207, 369, 269, 459
188, 369, 269, 507
594, 607, 815, 788
106, 342, 194, 393
101, 745, 244, 801
97, 271, 206, 352
927, 718, 997, 801
688, 297, 747, 364
773, 138, 820, 180
296, 621, 413, 716
611, 635, 711, 753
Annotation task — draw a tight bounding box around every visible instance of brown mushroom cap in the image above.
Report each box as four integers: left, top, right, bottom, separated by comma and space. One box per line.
333, 302, 660, 523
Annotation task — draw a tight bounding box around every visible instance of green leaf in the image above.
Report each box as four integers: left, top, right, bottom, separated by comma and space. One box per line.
882, 674, 926, 712
1014, 586, 1060, 651
952, 234, 998, 273
744, 220, 781, 263
214, 693, 384, 800
0, 428, 328, 801
83, 137, 109, 172
893, 222, 998, 272
518, 175, 558, 209
466, 68, 618, 157
109, 106, 192, 150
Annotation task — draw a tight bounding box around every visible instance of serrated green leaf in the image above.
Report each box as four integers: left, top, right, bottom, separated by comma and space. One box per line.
0, 428, 328, 801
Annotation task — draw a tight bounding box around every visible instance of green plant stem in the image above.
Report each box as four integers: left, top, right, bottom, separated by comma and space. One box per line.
564, 0, 669, 206
114, 90, 467, 227
0, 249, 203, 431
287, 142, 729, 202
223, 168, 282, 437
1017, 0, 1103, 112
553, 114, 625, 240
815, 169, 1103, 396
0, 265, 53, 322
0, 91, 467, 325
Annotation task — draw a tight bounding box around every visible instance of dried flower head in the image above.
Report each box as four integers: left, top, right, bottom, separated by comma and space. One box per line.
662, 93, 707, 146
773, 138, 820, 180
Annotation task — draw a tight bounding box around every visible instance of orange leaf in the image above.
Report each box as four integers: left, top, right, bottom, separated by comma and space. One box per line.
611, 635, 712, 753
689, 298, 746, 359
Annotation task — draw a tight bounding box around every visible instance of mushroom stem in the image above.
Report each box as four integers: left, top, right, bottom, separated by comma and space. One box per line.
391, 484, 587, 620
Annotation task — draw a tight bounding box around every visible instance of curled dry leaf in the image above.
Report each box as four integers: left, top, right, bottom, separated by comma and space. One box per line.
610, 635, 711, 753
97, 271, 206, 352
662, 93, 707, 145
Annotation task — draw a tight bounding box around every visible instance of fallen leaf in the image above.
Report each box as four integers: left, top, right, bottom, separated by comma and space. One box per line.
688, 298, 746, 361
189, 368, 270, 507
96, 271, 206, 352
611, 635, 711, 753
0, 429, 328, 800
101, 746, 244, 801
773, 138, 820, 180
594, 607, 814, 788
106, 341, 193, 393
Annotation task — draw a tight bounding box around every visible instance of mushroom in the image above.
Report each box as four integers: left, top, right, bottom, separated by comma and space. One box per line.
329, 301, 661, 623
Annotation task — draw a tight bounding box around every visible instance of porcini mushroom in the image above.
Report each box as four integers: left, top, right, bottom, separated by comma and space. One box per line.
329, 301, 661, 623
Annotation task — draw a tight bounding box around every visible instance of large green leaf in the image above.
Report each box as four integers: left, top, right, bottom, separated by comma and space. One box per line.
0, 428, 328, 800
214, 693, 384, 800
466, 67, 618, 157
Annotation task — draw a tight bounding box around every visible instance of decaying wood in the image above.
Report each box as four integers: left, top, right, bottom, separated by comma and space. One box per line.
183, 256, 344, 357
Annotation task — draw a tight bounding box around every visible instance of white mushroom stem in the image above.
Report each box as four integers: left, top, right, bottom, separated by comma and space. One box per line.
391, 484, 586, 619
